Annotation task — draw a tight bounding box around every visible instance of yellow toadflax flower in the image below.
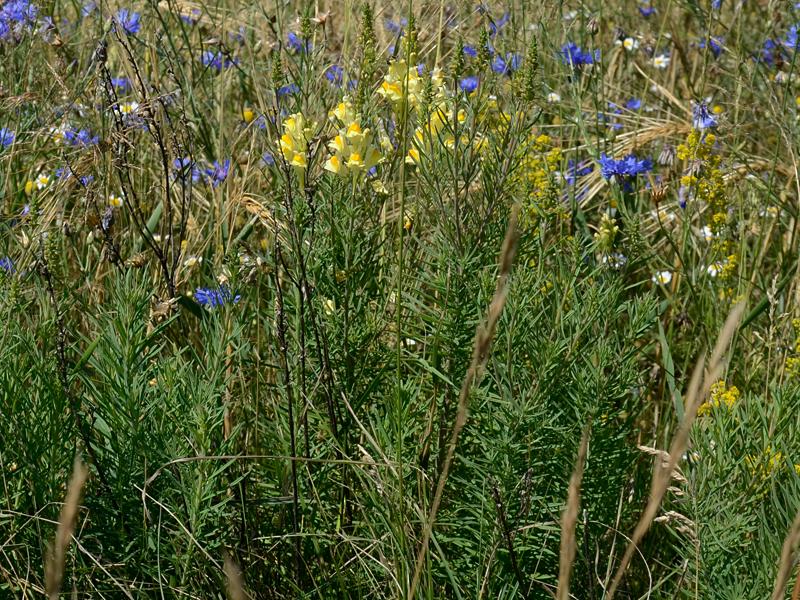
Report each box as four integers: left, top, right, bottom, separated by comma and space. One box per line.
279, 113, 316, 172
324, 110, 382, 178
377, 59, 445, 112
405, 104, 468, 165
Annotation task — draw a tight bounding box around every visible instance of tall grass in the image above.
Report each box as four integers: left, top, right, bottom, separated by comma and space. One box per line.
1, 0, 799, 598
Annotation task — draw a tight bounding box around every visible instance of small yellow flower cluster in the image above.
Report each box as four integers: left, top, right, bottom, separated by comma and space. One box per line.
784, 319, 800, 378
324, 99, 383, 178
279, 113, 317, 172
744, 447, 799, 485
517, 133, 564, 228
697, 380, 739, 416
677, 130, 729, 250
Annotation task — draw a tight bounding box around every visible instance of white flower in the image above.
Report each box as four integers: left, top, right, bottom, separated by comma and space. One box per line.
602, 252, 628, 269
35, 173, 50, 190
546, 91, 561, 104
706, 262, 723, 277
183, 255, 202, 268
108, 193, 124, 208
652, 270, 673, 285
700, 225, 716, 240
118, 101, 139, 115
759, 206, 780, 218
563, 9, 578, 20
653, 54, 670, 69
622, 37, 640, 52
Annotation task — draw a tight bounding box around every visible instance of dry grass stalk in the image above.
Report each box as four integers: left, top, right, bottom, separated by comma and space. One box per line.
772, 509, 800, 600
408, 206, 521, 599
44, 457, 88, 600
556, 424, 591, 600
224, 554, 250, 600
605, 301, 745, 599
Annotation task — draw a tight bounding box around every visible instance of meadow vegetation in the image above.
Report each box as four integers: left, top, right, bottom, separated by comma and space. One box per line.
1, 0, 800, 597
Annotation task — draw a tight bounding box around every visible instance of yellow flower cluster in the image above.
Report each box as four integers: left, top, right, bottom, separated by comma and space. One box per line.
697, 381, 739, 417
517, 133, 564, 228
279, 113, 316, 172
697, 380, 739, 416
784, 318, 800, 378
376, 58, 444, 111
745, 447, 800, 484
677, 130, 729, 247
324, 99, 383, 178
594, 212, 619, 253
406, 105, 471, 165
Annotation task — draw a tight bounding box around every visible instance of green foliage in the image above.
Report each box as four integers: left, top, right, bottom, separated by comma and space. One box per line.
1, 0, 800, 598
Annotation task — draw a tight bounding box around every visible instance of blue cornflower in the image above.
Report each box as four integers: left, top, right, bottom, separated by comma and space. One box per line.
55, 166, 93, 186
488, 12, 510, 36
0, 128, 15, 148
0, 257, 14, 273
784, 25, 798, 50
262, 152, 275, 167
639, 4, 656, 16
81, 2, 96, 17
201, 50, 236, 72
0, 0, 38, 39
599, 105, 623, 130
173, 157, 201, 183
325, 64, 344, 86
564, 159, 593, 185
491, 52, 521, 76
712, 0, 722, 8
560, 42, 599, 67
229, 25, 245, 43
698, 36, 723, 58
194, 285, 241, 308
181, 8, 201, 25
459, 75, 479, 93
205, 159, 230, 187
625, 98, 642, 111
287, 32, 311, 53
384, 17, 407, 35
111, 77, 131, 91
598, 153, 653, 181
277, 83, 299, 97
63, 128, 98, 147
692, 102, 717, 129
115, 8, 140, 35
759, 38, 779, 65
463, 45, 478, 58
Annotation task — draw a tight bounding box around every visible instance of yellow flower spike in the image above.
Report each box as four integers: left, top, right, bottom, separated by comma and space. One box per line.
278, 113, 316, 173
24, 180, 34, 196
242, 107, 255, 123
